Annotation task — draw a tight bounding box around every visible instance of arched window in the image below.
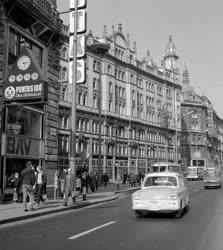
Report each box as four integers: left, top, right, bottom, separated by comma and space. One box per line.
93, 60, 97, 71
109, 82, 113, 94
62, 47, 67, 59
107, 64, 112, 75
62, 67, 67, 80
83, 93, 87, 106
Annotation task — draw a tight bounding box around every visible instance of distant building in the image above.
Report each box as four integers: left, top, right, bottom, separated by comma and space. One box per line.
181, 65, 223, 169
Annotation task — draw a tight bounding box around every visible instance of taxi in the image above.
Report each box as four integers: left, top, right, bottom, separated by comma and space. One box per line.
132, 172, 190, 218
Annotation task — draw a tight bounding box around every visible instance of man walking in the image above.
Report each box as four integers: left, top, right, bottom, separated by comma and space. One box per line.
64, 168, 76, 206
21, 161, 36, 212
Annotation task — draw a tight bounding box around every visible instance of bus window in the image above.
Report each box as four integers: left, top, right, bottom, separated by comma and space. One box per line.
160, 166, 166, 172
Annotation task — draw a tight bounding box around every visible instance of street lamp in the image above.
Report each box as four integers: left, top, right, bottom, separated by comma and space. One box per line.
89, 41, 110, 186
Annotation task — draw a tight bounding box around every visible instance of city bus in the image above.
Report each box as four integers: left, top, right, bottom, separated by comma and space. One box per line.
150, 162, 184, 175
186, 166, 205, 181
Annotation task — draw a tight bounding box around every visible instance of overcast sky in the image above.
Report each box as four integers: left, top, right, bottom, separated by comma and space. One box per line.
57, 0, 223, 118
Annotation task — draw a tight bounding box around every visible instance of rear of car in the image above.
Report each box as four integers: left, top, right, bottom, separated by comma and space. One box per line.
132, 173, 189, 217
203, 174, 222, 189
186, 167, 200, 181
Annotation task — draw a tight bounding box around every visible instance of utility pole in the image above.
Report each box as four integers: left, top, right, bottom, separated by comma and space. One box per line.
89, 42, 110, 186
69, 0, 78, 175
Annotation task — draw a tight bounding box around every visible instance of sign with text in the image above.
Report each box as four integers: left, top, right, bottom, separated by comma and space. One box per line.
69, 34, 86, 59
3, 81, 46, 101
69, 59, 86, 84
5, 134, 43, 158
70, 0, 87, 9
70, 9, 86, 34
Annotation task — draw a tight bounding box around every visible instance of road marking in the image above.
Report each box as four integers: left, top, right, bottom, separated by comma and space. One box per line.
68, 221, 116, 240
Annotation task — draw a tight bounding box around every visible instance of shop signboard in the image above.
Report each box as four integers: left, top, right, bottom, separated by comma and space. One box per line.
5, 134, 43, 159
3, 81, 45, 101
3, 46, 47, 102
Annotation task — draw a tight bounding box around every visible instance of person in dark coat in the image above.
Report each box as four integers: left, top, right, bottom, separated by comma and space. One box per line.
35, 165, 47, 205
21, 161, 36, 212
81, 171, 89, 201
64, 168, 76, 206
13, 172, 21, 202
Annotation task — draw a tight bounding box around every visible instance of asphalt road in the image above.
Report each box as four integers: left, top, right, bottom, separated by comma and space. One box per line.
1, 181, 223, 250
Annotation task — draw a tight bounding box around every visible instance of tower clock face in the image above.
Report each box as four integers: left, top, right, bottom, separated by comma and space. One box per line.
17, 56, 31, 70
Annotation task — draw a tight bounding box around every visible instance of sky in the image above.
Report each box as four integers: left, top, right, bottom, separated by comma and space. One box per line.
57, 0, 223, 118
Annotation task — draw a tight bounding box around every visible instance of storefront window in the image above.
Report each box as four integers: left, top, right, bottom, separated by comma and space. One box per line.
7, 106, 41, 138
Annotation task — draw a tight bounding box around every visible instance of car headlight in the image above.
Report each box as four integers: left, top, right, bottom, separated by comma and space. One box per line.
132, 193, 140, 200
168, 194, 178, 200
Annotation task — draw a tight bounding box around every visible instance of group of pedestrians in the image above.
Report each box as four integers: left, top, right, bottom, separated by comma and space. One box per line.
13, 161, 47, 212
60, 170, 101, 206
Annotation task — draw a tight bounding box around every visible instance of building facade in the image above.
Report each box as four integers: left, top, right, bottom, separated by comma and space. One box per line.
181, 66, 223, 170
58, 24, 182, 182
0, 0, 64, 200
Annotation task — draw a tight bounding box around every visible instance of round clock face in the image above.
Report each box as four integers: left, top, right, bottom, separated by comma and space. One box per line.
31, 72, 39, 80
17, 55, 31, 70
24, 73, 31, 81
16, 74, 23, 82
9, 75, 16, 83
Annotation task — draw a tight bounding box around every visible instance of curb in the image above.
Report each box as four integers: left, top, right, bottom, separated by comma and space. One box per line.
0, 195, 118, 225
114, 187, 140, 194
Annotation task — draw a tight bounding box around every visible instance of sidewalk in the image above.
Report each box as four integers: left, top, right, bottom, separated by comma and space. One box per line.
0, 183, 140, 225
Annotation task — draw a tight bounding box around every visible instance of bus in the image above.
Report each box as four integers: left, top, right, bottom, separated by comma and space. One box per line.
150, 162, 184, 175
186, 166, 205, 181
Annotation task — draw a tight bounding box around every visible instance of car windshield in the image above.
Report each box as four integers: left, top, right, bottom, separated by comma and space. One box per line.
144, 176, 177, 187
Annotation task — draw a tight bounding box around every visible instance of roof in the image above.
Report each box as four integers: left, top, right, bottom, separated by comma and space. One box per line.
144, 172, 180, 178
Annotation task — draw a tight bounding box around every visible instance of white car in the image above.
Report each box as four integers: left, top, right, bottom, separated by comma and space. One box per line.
132, 172, 190, 218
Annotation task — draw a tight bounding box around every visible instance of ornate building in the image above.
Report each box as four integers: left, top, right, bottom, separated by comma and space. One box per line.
59, 24, 182, 181
181, 65, 223, 169
0, 0, 63, 200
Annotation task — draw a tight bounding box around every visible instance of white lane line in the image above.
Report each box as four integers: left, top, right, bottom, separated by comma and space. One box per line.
68, 221, 116, 240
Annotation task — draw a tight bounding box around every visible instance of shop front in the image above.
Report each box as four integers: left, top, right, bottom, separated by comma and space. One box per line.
0, 105, 44, 201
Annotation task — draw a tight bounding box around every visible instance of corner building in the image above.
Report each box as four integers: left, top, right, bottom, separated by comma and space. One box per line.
0, 0, 63, 201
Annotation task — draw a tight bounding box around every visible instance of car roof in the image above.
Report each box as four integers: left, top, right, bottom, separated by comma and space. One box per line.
144, 172, 180, 178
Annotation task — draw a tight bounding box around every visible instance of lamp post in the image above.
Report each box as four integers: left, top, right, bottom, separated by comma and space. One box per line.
89, 41, 110, 186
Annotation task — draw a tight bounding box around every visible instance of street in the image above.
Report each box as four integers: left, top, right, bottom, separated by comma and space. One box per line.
1, 181, 223, 250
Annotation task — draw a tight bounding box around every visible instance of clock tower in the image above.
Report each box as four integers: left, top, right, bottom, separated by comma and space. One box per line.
163, 35, 180, 82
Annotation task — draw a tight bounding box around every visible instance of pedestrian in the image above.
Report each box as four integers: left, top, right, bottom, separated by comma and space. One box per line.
13, 172, 21, 202
75, 175, 82, 201
20, 161, 36, 212
64, 168, 76, 206
95, 174, 99, 191
89, 172, 96, 192
35, 165, 47, 205
81, 171, 88, 201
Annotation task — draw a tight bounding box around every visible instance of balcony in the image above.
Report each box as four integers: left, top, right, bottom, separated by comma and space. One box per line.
5, 0, 61, 44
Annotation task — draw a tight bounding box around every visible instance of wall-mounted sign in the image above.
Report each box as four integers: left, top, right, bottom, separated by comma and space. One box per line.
69, 34, 86, 59
70, 9, 86, 34
69, 59, 86, 84
70, 0, 87, 9
3, 81, 46, 101
5, 134, 42, 158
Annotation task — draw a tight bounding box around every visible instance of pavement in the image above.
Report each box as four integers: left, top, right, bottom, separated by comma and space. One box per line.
0, 183, 140, 225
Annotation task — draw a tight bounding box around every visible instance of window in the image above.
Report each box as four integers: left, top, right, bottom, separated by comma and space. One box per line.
107, 64, 112, 75
8, 28, 43, 70
61, 67, 67, 80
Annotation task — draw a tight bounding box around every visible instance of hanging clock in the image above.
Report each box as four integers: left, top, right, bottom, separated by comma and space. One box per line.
17, 55, 31, 70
